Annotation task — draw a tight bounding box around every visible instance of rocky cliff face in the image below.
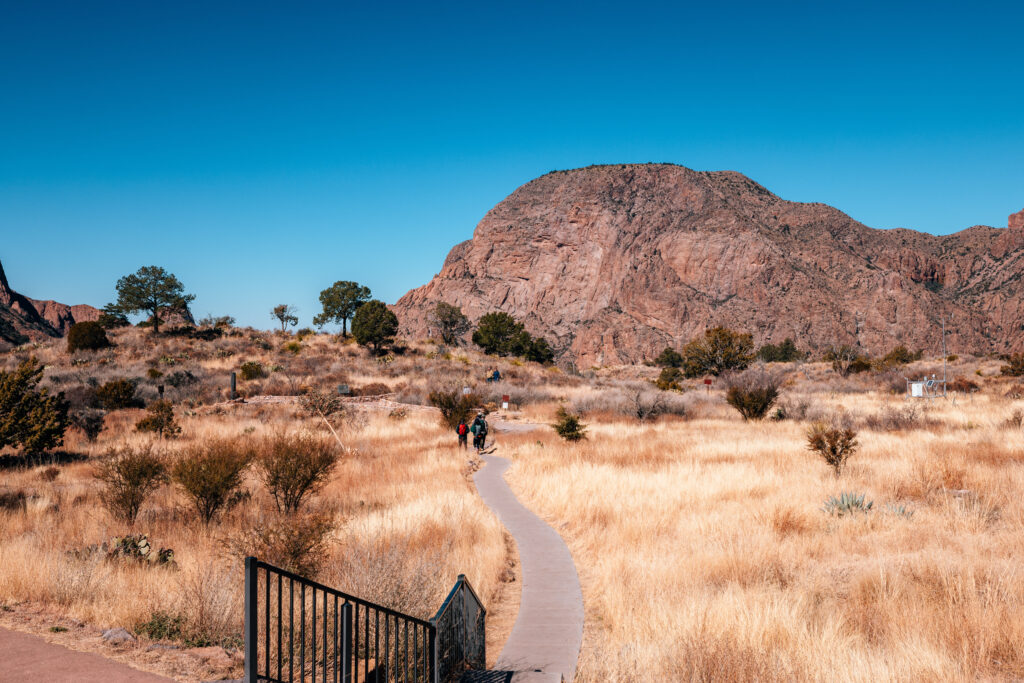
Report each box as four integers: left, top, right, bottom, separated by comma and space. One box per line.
0, 258, 99, 348
395, 164, 1024, 366
1010, 209, 1024, 230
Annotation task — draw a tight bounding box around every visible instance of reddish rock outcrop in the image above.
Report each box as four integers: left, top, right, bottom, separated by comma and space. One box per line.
0, 258, 100, 348
394, 164, 1024, 366
1010, 209, 1024, 230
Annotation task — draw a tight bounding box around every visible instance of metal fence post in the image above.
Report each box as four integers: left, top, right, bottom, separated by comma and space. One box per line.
430, 624, 439, 683
340, 602, 352, 683
244, 556, 257, 683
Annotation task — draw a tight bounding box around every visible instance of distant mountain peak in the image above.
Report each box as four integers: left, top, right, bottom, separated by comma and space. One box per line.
395, 164, 1023, 365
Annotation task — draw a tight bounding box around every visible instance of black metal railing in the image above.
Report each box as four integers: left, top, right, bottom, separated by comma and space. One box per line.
431, 575, 486, 682
244, 558, 485, 683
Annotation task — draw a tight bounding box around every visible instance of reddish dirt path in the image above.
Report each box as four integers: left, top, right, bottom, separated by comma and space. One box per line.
0, 627, 174, 682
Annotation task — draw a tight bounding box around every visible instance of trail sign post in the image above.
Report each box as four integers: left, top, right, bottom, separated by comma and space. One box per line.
502, 394, 510, 410
704, 377, 712, 393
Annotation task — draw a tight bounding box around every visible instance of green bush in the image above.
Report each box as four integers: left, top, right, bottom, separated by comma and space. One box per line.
756, 338, 804, 363
806, 420, 859, 476
654, 346, 683, 368
428, 388, 479, 430
71, 408, 105, 442
256, 433, 340, 514
171, 439, 252, 525
135, 400, 181, 439
552, 407, 587, 442
472, 312, 554, 363
725, 370, 781, 420
282, 341, 302, 355
655, 366, 684, 391
0, 357, 70, 455
1001, 353, 1024, 377
67, 321, 112, 353
681, 327, 754, 378
95, 445, 167, 525
351, 300, 399, 353
95, 378, 143, 410
239, 361, 265, 380
877, 345, 921, 369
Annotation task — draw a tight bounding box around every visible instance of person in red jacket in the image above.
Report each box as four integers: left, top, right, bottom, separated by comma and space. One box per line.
456, 420, 469, 449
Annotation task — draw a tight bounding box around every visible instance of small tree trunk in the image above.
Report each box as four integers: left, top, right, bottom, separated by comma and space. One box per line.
151, 307, 160, 334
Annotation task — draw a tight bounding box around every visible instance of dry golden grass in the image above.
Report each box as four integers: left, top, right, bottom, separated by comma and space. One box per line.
505, 391, 1024, 681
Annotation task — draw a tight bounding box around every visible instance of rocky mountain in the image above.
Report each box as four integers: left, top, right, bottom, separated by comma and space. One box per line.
0, 258, 100, 348
395, 164, 1024, 366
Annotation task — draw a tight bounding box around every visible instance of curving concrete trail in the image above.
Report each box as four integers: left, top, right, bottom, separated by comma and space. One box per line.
472, 454, 583, 683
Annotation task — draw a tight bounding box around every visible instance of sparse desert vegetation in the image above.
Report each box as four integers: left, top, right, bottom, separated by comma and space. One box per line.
2, 321, 1024, 681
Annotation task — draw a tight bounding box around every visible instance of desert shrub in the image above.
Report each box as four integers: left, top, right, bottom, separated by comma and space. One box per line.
1004, 410, 1023, 429
1000, 353, 1024, 377
295, 327, 315, 340
822, 492, 873, 516
473, 312, 525, 356
71, 408, 106, 441
824, 345, 869, 377
428, 388, 480, 430
877, 345, 922, 369
654, 346, 683, 368
95, 378, 143, 410
0, 357, 70, 455
946, 354, 959, 362
756, 338, 804, 363
172, 440, 253, 525
725, 369, 781, 421
680, 327, 754, 378
39, 466, 60, 482
165, 370, 197, 388
806, 419, 859, 476
229, 511, 335, 577
136, 400, 181, 439
864, 403, 935, 432
0, 488, 27, 513
656, 366, 683, 391
282, 341, 301, 355
239, 361, 265, 381
353, 382, 390, 396
136, 611, 187, 642
351, 300, 399, 353
522, 335, 555, 364
147, 367, 163, 379
97, 305, 130, 329
948, 376, 979, 393
624, 386, 676, 421
63, 384, 100, 411
552, 406, 587, 441
67, 321, 111, 353
256, 433, 340, 514
95, 445, 168, 524
770, 397, 811, 421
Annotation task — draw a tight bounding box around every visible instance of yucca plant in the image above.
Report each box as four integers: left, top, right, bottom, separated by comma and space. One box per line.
822, 492, 873, 516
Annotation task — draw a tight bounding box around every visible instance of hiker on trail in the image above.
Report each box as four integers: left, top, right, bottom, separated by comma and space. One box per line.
456, 419, 469, 449
471, 413, 488, 451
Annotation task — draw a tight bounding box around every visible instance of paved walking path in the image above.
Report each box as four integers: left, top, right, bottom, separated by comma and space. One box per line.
0, 627, 173, 682
472, 454, 584, 683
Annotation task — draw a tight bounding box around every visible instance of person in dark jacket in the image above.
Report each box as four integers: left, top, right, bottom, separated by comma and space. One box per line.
456, 420, 469, 449
471, 413, 488, 451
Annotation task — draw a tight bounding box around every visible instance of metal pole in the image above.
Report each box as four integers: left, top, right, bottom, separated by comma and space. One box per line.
231, 372, 237, 400
340, 602, 352, 683
244, 557, 257, 683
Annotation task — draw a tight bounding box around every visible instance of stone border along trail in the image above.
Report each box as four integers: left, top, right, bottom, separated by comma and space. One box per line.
471, 449, 584, 683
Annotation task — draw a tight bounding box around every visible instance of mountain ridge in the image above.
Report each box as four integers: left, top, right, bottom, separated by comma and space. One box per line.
0, 258, 100, 348
394, 163, 1024, 365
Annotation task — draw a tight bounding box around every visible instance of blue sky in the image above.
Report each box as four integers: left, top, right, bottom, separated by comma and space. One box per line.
2, 1, 1022, 329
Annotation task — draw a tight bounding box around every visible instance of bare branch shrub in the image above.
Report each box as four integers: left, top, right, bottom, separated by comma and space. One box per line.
228, 511, 336, 577
94, 444, 168, 524
725, 368, 781, 421
171, 439, 253, 525
428, 387, 480, 430
806, 418, 859, 476
256, 433, 340, 514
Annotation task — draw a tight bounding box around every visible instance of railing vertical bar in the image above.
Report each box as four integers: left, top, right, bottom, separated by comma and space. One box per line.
289, 577, 295, 683
384, 611, 390, 681
301, 583, 306, 683
333, 596, 339, 683
277, 572, 283, 682
364, 605, 369, 683
404, 619, 409, 683
341, 602, 352, 683
312, 588, 317, 683
244, 557, 256, 683
323, 589, 328, 683
352, 603, 359, 683
264, 566, 270, 678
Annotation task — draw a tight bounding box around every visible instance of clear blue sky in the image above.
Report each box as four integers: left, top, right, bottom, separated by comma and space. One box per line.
2, 1, 1022, 330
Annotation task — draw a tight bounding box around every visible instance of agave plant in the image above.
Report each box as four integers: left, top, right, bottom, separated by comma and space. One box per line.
822, 492, 873, 517
885, 503, 915, 519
